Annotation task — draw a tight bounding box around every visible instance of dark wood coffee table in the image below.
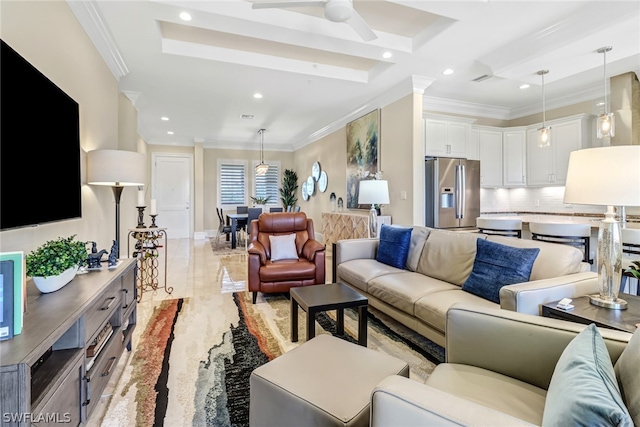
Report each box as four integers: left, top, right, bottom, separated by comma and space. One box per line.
290, 283, 369, 346
542, 294, 640, 334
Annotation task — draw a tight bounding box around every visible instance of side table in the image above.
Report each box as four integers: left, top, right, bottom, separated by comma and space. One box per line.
542, 294, 640, 334
128, 228, 173, 301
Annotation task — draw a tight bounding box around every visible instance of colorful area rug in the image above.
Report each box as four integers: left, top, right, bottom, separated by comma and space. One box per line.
101, 291, 444, 427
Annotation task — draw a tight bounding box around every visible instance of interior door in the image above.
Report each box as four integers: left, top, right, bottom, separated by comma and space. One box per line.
152, 154, 192, 239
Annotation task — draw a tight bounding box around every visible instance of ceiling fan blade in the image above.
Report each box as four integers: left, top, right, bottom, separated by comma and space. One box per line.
251, 1, 326, 9
346, 9, 377, 41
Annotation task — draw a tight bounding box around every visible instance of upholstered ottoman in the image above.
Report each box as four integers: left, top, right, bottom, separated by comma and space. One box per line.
249, 334, 409, 427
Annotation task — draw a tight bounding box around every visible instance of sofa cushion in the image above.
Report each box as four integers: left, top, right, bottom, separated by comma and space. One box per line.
426, 363, 547, 426
337, 259, 402, 293
376, 225, 412, 269
269, 234, 299, 261
462, 239, 540, 304
368, 273, 458, 316
406, 226, 430, 271
615, 328, 640, 426
487, 235, 585, 281
416, 230, 486, 286
414, 289, 498, 333
542, 324, 632, 427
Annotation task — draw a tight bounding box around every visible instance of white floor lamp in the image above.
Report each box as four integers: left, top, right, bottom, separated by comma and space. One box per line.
358, 180, 389, 238
563, 145, 640, 309
87, 150, 146, 258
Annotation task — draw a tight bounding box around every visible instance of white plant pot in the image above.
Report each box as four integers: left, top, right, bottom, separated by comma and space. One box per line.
32, 266, 79, 293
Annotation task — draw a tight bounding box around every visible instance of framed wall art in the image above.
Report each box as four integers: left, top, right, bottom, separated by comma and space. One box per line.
346, 109, 380, 209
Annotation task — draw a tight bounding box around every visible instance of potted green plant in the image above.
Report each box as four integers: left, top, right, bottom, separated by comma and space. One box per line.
26, 235, 88, 293
280, 169, 298, 211
250, 195, 272, 206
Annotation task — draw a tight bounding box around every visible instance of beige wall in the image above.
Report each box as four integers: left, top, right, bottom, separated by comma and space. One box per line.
293, 93, 424, 234
507, 100, 597, 127
0, 1, 143, 255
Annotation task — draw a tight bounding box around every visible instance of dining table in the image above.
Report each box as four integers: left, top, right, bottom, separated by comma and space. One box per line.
226, 212, 248, 249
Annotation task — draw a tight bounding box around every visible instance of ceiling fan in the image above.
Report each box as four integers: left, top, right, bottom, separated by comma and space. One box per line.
251, 0, 377, 42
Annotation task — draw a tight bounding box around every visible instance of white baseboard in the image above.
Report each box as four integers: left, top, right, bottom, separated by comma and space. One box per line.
193, 231, 207, 240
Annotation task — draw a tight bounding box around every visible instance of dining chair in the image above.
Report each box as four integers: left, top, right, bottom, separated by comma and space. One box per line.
236, 205, 249, 244
245, 208, 263, 249
215, 208, 233, 244
269, 207, 283, 213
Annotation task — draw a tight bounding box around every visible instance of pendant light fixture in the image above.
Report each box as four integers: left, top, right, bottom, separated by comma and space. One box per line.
537, 69, 551, 148
255, 129, 269, 176
597, 46, 615, 139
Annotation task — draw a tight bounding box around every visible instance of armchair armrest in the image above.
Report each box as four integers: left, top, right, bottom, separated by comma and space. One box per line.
499, 272, 599, 315
248, 241, 267, 265
302, 239, 325, 261
445, 303, 631, 390
335, 238, 378, 265
371, 375, 534, 427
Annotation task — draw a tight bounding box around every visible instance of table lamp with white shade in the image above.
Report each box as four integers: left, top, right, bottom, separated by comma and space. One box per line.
563, 145, 640, 309
358, 179, 389, 238
87, 149, 146, 257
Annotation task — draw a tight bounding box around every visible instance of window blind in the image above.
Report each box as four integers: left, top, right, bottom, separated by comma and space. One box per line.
220, 163, 245, 205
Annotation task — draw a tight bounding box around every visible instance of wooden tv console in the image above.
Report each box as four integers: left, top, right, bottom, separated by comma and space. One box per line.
0, 259, 137, 426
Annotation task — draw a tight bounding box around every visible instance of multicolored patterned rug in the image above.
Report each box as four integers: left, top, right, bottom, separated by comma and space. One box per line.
101, 291, 444, 426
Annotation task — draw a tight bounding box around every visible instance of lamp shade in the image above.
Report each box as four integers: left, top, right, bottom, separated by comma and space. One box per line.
358, 180, 390, 205
563, 146, 640, 207
86, 149, 146, 186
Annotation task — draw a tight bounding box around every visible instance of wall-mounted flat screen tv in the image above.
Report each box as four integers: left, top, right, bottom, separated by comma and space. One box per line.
1, 39, 82, 231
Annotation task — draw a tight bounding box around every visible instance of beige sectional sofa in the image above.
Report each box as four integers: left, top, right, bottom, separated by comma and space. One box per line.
334, 226, 599, 347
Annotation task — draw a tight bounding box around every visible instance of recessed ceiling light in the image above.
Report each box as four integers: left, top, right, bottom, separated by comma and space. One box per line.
179, 12, 191, 21
443, 68, 454, 75
161, 116, 169, 121
241, 114, 255, 119
382, 51, 392, 59
519, 84, 530, 89
253, 93, 263, 99
167, 131, 174, 135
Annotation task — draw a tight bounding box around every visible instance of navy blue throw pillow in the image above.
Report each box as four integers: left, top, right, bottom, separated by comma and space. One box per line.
462, 239, 540, 304
376, 224, 412, 269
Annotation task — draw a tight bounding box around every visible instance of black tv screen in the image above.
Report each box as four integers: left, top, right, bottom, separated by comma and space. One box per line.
1, 39, 82, 231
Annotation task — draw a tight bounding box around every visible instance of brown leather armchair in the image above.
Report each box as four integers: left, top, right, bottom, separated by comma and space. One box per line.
248, 212, 326, 303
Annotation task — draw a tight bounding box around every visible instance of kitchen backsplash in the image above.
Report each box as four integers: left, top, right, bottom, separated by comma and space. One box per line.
481, 187, 640, 217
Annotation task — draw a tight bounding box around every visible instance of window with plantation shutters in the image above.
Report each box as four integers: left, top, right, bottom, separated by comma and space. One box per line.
219, 161, 246, 206
254, 162, 280, 205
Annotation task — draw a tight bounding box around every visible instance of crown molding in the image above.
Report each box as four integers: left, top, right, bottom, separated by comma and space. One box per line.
509, 84, 603, 118
67, 0, 129, 80
423, 96, 511, 120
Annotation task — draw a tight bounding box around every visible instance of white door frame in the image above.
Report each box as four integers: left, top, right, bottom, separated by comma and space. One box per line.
151, 152, 194, 238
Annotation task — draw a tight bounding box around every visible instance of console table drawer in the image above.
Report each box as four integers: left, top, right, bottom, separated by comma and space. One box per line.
84, 333, 123, 418
84, 286, 120, 345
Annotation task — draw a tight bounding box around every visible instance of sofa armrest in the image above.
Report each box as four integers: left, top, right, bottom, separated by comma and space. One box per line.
499, 271, 599, 315
445, 303, 631, 390
248, 241, 267, 265
371, 375, 535, 427
302, 239, 325, 261
335, 238, 378, 265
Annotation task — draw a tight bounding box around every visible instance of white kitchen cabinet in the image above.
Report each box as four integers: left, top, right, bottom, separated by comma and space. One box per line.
467, 129, 480, 160
424, 115, 473, 158
503, 129, 526, 187
478, 129, 503, 187
526, 115, 590, 186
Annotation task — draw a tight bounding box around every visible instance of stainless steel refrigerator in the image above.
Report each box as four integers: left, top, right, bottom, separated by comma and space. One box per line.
425, 157, 480, 229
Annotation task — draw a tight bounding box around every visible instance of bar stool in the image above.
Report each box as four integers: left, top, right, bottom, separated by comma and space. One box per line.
621, 228, 640, 295
529, 222, 593, 264
476, 217, 522, 238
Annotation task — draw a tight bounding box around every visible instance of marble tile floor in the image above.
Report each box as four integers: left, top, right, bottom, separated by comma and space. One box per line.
87, 237, 333, 426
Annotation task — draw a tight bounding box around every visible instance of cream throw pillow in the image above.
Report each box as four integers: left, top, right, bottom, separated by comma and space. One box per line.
269, 234, 299, 261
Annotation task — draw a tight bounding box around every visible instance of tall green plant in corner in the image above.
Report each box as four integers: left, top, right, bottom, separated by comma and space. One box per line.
279, 169, 298, 210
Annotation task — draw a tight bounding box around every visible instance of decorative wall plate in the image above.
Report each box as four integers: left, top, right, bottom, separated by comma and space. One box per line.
301, 181, 309, 201
306, 176, 315, 196
318, 171, 328, 192
312, 161, 321, 181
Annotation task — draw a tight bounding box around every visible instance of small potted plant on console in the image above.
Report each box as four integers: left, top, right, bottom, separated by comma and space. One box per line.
26, 235, 88, 293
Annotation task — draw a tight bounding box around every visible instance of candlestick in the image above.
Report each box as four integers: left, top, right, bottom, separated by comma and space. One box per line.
150, 214, 158, 228
150, 199, 157, 215
136, 206, 146, 228
137, 189, 145, 207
